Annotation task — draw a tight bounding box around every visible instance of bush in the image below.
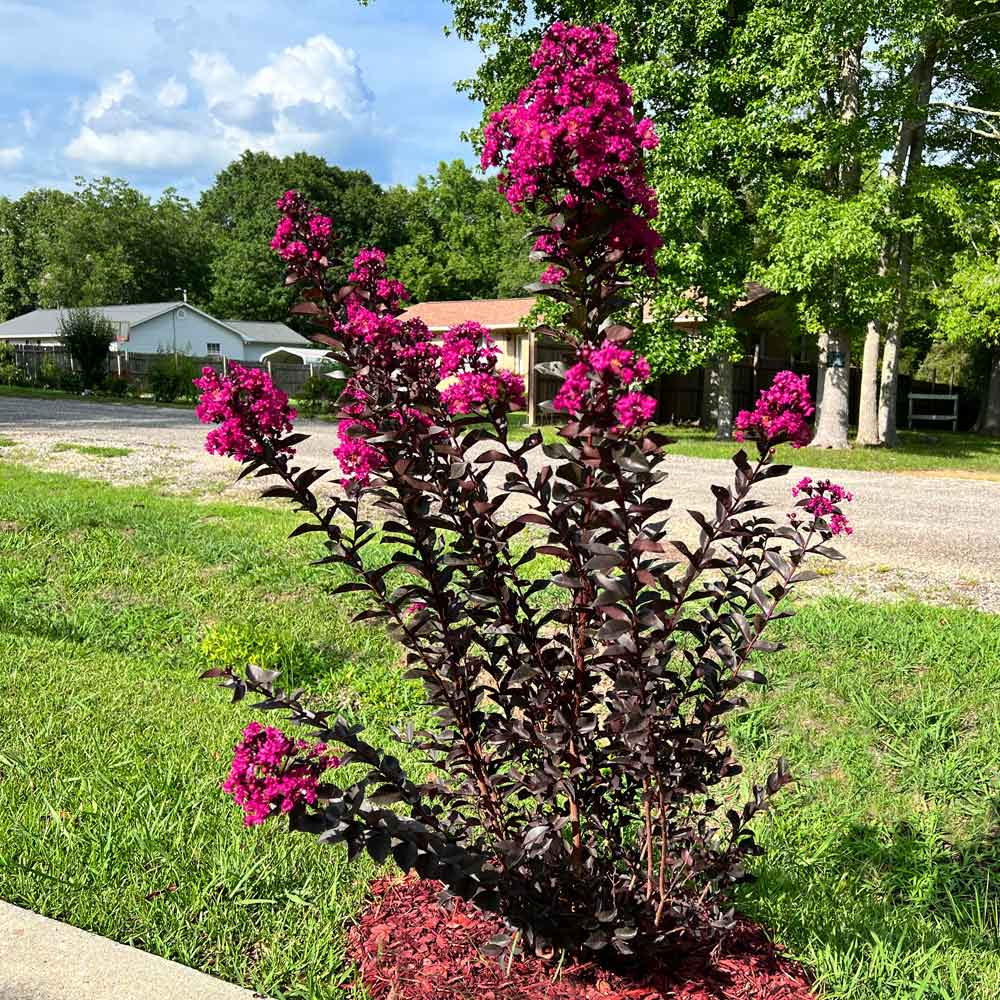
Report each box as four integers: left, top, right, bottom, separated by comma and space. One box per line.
148, 353, 200, 402
102, 374, 131, 397
196, 24, 851, 967
295, 371, 342, 417
37, 357, 66, 390
58, 308, 114, 390
0, 362, 27, 386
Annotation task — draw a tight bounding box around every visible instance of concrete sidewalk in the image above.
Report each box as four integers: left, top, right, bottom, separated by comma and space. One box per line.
0, 902, 264, 1000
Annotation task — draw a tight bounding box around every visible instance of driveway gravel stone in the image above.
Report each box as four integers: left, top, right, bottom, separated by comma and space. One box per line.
1, 394, 998, 612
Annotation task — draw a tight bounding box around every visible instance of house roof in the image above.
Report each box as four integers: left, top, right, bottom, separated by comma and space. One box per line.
399, 297, 537, 331
0, 302, 183, 338
0, 302, 312, 348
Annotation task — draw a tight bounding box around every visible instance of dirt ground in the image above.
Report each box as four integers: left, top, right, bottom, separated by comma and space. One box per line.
2, 394, 998, 612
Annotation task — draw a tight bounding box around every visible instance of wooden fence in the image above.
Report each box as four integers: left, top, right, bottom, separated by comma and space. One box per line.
7, 344, 320, 398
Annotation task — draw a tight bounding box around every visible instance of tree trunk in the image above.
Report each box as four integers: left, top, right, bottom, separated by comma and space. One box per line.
877, 35, 939, 448
855, 318, 882, 445
702, 354, 734, 439
876, 233, 911, 448
811, 329, 851, 448
813, 42, 861, 451
978, 350, 1000, 437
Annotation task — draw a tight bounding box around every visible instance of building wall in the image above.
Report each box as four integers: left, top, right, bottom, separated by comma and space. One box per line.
116, 310, 246, 360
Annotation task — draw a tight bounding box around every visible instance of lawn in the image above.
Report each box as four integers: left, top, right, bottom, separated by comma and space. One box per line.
505, 416, 1000, 477
1, 464, 998, 1000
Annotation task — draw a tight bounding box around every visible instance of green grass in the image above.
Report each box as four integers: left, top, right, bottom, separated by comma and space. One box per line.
52, 442, 132, 458
505, 416, 1000, 477
1, 465, 999, 999
0, 437, 14, 447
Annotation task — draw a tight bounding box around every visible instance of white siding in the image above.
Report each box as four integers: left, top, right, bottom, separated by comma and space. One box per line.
117, 310, 245, 359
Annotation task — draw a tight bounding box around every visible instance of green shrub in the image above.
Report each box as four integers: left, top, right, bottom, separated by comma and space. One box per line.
102, 375, 131, 397
37, 357, 65, 390
295, 371, 343, 416
0, 362, 26, 386
58, 308, 114, 390
148, 353, 201, 402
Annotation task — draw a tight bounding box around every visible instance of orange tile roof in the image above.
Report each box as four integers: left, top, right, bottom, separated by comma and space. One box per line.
399, 297, 536, 331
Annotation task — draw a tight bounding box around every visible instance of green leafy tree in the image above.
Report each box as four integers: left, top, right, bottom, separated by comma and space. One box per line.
38, 178, 212, 308
200, 151, 401, 321
447, 0, 1000, 447
386, 159, 537, 301
923, 173, 1000, 435
0, 189, 75, 321
58, 308, 114, 389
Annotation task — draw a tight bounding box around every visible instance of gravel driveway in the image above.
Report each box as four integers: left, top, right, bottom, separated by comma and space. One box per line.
2, 395, 998, 612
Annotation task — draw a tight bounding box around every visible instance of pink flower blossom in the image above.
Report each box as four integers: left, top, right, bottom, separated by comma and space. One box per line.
441, 370, 526, 415
482, 22, 661, 276
270, 191, 335, 269
614, 392, 657, 431
194, 366, 297, 462
734, 371, 815, 449
223, 722, 339, 827
553, 338, 652, 430
440, 322, 499, 379
334, 418, 383, 487
791, 478, 855, 536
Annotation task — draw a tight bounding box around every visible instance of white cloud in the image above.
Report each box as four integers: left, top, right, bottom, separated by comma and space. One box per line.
0, 146, 24, 167
66, 126, 225, 168
21, 110, 35, 135
65, 35, 378, 172
246, 35, 369, 119
82, 70, 136, 123
156, 77, 188, 109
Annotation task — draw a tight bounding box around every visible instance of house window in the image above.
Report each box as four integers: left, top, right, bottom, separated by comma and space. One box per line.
206, 342, 222, 358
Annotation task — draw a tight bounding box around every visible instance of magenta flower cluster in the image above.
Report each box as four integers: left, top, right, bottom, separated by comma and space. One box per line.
271, 190, 335, 270
348, 247, 410, 311
194, 365, 297, 462
791, 476, 855, 535
553, 339, 656, 432
222, 722, 339, 827
481, 22, 661, 275
734, 371, 815, 449
439, 321, 526, 416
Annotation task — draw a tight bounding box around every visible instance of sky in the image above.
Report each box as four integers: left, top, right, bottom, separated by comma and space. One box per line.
0, 0, 485, 200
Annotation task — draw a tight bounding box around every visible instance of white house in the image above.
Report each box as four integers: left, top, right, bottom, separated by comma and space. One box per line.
0, 302, 314, 362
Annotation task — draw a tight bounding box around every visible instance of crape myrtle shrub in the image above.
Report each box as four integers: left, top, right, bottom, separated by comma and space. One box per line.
198, 23, 853, 961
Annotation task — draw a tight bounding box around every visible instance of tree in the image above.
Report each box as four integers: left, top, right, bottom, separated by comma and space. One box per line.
925, 173, 1000, 435
0, 189, 75, 321
386, 160, 538, 301
38, 178, 213, 309
59, 308, 114, 389
200, 151, 400, 321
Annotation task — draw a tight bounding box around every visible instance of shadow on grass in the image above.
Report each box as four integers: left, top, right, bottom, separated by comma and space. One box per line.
743, 818, 1000, 979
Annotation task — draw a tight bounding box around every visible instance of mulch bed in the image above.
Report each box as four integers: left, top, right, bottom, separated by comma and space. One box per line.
345, 877, 816, 1000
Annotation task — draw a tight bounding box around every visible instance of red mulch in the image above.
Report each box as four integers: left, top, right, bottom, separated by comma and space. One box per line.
345, 876, 816, 1000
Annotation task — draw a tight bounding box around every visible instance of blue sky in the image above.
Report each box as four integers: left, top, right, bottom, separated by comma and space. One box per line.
0, 0, 485, 199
